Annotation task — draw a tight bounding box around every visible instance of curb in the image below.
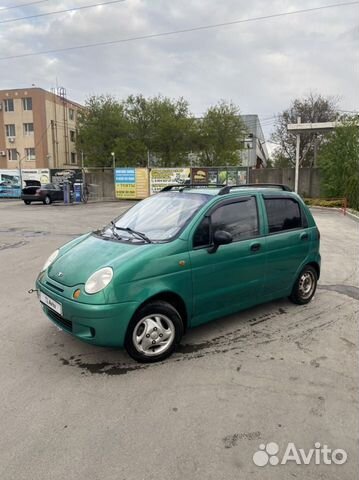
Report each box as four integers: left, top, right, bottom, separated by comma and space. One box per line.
309, 206, 359, 223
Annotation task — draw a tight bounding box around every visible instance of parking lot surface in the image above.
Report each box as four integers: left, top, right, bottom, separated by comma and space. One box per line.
0, 200, 358, 480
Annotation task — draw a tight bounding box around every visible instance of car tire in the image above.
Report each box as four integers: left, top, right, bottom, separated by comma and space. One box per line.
43, 195, 52, 205
24, 200, 31, 205
289, 265, 318, 305
125, 301, 184, 363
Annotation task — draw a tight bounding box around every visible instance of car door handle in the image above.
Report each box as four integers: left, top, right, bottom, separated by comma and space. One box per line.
300, 232, 309, 241
250, 242, 261, 252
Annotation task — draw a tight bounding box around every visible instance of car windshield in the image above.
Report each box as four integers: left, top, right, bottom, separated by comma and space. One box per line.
102, 192, 209, 242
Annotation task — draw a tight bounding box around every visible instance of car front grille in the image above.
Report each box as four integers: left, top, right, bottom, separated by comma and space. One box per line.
47, 309, 73, 332
46, 281, 64, 293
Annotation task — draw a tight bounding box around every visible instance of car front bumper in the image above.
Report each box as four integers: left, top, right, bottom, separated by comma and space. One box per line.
36, 278, 139, 348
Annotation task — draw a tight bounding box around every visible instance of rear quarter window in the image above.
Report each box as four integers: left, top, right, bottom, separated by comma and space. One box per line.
264, 197, 304, 233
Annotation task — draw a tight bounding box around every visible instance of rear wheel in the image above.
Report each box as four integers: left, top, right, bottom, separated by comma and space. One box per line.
23, 200, 31, 205
43, 195, 52, 205
125, 301, 183, 363
289, 265, 317, 305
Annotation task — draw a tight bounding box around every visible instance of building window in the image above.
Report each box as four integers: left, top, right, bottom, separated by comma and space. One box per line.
24, 123, 34, 135
70, 130, 76, 142
5, 124, 16, 137
25, 148, 36, 161
69, 108, 75, 120
4, 99, 14, 112
22, 97, 33, 111
7, 149, 17, 161
70, 152, 77, 164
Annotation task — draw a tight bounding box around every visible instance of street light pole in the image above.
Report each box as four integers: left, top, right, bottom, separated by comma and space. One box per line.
111, 152, 116, 170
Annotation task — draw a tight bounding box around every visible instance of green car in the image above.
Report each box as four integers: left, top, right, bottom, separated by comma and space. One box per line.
36, 184, 321, 363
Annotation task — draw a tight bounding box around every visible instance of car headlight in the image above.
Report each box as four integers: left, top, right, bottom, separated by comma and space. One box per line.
42, 249, 59, 271
85, 267, 113, 294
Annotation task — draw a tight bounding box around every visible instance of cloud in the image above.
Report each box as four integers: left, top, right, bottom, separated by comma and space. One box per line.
0, 0, 358, 140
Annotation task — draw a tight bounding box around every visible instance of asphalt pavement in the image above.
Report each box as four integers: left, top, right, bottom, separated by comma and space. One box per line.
0, 200, 358, 480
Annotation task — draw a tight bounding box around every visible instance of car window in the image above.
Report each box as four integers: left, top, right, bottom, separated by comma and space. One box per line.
104, 192, 209, 242
264, 197, 302, 233
193, 197, 259, 248
212, 197, 259, 241
193, 217, 210, 248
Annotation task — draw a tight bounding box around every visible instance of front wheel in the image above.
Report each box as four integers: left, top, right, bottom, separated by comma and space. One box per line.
23, 200, 31, 205
43, 195, 52, 205
125, 301, 183, 363
289, 265, 318, 305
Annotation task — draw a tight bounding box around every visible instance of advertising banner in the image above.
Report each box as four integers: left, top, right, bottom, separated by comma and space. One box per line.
150, 168, 190, 194
191, 168, 208, 184
115, 168, 149, 199
22, 169, 50, 184
50, 169, 83, 188
0, 168, 50, 198
0, 170, 20, 198
191, 167, 247, 186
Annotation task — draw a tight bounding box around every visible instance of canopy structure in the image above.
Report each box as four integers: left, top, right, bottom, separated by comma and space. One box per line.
287, 120, 349, 193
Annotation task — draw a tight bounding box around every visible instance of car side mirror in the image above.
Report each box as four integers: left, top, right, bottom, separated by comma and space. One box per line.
207, 230, 233, 254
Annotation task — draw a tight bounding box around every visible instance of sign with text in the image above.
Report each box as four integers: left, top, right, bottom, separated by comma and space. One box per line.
150, 168, 190, 194
115, 168, 149, 199
0, 168, 50, 197
191, 167, 247, 186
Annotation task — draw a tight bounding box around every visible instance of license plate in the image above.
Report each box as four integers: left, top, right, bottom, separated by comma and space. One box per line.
40, 292, 63, 316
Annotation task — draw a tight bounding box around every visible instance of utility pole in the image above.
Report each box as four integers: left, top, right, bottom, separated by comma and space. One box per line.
294, 116, 301, 193
111, 152, 116, 170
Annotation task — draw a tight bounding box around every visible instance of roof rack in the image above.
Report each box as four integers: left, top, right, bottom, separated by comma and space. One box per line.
160, 183, 292, 194
161, 184, 225, 192
218, 183, 292, 195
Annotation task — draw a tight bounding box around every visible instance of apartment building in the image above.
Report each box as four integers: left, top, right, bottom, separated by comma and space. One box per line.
0, 87, 83, 170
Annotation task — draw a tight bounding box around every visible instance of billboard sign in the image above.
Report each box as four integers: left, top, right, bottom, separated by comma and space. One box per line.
115, 168, 149, 199
150, 168, 190, 194
0, 170, 20, 198
50, 169, 83, 188
0, 168, 50, 198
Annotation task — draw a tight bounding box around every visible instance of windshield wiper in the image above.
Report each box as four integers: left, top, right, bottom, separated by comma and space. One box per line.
109, 222, 123, 241
111, 223, 152, 244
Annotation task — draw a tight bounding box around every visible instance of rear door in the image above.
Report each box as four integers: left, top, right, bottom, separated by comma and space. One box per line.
262, 195, 310, 298
189, 195, 266, 326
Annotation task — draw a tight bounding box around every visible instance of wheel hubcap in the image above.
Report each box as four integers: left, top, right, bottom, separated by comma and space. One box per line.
298, 271, 315, 299
132, 314, 175, 357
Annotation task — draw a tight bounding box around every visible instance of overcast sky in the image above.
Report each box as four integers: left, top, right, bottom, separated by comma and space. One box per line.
0, 0, 358, 140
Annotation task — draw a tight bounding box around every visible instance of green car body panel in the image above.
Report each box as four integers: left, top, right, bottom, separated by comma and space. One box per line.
36, 188, 321, 348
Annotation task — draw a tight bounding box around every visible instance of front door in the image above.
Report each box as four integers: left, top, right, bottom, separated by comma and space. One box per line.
189, 196, 266, 326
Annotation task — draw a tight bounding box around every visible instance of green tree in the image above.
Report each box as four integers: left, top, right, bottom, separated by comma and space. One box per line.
124, 94, 196, 167
199, 101, 246, 166
76, 95, 129, 166
318, 118, 359, 210
271, 93, 339, 167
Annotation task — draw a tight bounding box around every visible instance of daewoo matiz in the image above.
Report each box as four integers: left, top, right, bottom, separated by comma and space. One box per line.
36, 184, 321, 362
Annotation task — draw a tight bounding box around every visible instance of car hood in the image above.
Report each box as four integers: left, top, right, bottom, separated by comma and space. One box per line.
47, 233, 144, 287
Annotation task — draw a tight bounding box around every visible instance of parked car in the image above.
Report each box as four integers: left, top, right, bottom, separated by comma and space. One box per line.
36, 183, 321, 363
21, 180, 63, 205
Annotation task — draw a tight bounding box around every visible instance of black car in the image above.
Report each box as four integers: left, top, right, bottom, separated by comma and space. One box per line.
21, 180, 63, 205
